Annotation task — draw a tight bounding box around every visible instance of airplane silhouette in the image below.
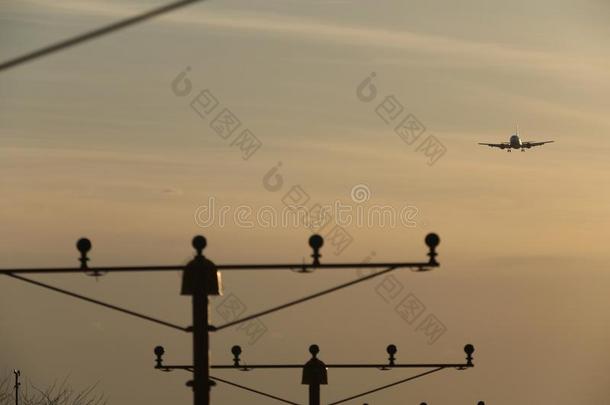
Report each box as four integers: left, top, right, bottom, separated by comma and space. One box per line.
479, 126, 554, 152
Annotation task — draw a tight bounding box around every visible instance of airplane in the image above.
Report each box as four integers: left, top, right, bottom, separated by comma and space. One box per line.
479, 126, 554, 152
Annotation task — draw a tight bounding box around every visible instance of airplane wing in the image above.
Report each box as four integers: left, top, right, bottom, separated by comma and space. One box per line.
521, 140, 554, 148
478, 142, 509, 149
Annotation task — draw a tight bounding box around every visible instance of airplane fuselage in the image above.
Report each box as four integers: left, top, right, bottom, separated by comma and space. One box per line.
509, 134, 522, 148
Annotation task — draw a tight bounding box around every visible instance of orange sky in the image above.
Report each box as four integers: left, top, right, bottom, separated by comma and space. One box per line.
1, 1, 609, 404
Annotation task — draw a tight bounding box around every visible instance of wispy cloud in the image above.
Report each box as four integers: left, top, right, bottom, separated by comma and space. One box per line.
20, 0, 610, 85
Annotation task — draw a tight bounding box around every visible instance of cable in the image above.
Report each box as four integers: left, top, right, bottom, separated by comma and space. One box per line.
327, 367, 446, 405
6, 273, 189, 332
2, 263, 407, 333
0, 0, 205, 72
213, 266, 398, 331
210, 376, 302, 405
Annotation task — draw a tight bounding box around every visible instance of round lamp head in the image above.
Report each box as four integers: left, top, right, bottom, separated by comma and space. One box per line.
309, 235, 324, 250
425, 233, 440, 249
309, 344, 320, 357
192, 235, 207, 251
464, 344, 475, 356
76, 238, 92, 253
231, 345, 242, 357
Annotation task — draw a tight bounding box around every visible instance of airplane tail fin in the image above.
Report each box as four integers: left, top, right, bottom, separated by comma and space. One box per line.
515, 123, 519, 136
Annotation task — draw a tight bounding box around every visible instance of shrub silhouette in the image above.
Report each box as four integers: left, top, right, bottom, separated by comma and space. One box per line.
0, 374, 106, 405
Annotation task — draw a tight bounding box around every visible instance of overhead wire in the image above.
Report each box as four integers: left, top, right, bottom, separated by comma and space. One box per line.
210, 376, 303, 405
0, 0, 205, 72
212, 266, 399, 331
6, 273, 189, 332
327, 367, 447, 405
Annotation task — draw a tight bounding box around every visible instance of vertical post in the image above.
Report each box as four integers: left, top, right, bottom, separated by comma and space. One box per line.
192, 291, 209, 405
308, 383, 320, 405
183, 235, 221, 405
13, 370, 20, 405
301, 345, 327, 405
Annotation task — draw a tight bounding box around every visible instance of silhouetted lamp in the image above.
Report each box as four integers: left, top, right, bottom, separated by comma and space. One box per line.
181, 235, 222, 296
309, 234, 324, 266
302, 345, 328, 385
386, 344, 397, 366
464, 344, 475, 366
231, 345, 242, 367
425, 233, 440, 265
154, 345, 165, 368
77, 237, 107, 277
76, 238, 91, 269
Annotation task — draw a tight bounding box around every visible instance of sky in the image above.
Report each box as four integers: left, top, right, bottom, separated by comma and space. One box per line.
1, 0, 610, 404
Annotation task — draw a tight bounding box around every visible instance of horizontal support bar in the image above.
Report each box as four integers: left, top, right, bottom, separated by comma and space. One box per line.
218, 262, 436, 270
156, 365, 193, 371
0, 261, 437, 274
157, 363, 472, 370
212, 363, 471, 369
0, 266, 180, 274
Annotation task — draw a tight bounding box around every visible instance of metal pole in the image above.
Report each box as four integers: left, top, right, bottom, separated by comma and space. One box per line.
183, 236, 219, 405
308, 383, 320, 405
192, 291, 209, 405
13, 370, 20, 405
302, 345, 326, 405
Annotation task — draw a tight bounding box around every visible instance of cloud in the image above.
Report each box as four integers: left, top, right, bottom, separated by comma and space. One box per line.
161, 187, 183, 196
20, 0, 610, 85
